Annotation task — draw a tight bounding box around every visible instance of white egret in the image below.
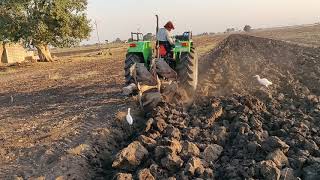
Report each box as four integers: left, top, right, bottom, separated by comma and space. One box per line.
126, 108, 133, 125
254, 75, 273, 87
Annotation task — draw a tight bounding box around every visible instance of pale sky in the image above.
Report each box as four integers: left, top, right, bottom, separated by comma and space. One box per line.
84, 0, 320, 44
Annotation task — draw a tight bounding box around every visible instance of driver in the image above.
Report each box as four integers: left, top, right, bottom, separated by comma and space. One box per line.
156, 21, 175, 53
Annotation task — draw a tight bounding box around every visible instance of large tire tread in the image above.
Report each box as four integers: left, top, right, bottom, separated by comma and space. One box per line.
176, 47, 198, 106
124, 54, 143, 85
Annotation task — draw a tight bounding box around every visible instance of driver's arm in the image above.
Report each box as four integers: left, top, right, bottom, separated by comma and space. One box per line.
165, 30, 175, 45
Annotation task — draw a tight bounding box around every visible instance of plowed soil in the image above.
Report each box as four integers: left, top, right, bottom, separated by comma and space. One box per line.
108, 34, 320, 179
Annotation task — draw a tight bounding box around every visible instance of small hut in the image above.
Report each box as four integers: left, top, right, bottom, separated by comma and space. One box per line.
0, 43, 34, 64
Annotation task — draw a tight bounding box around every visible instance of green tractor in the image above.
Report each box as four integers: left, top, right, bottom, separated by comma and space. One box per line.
124, 16, 198, 111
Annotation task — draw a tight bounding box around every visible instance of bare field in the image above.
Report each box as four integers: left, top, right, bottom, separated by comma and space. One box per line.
0, 25, 320, 179
250, 24, 320, 47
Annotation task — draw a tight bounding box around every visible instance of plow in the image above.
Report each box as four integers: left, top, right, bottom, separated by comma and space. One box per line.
123, 15, 198, 112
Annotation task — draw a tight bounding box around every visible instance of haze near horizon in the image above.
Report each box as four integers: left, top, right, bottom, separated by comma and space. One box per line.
84, 0, 320, 44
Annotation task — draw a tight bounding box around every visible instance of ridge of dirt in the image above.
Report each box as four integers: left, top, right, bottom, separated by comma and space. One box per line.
199, 34, 320, 97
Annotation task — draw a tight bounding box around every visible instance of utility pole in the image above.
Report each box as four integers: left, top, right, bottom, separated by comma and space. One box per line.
137, 25, 141, 33
94, 20, 102, 50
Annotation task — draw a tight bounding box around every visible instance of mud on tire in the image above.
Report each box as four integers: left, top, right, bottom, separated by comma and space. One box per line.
124, 54, 143, 85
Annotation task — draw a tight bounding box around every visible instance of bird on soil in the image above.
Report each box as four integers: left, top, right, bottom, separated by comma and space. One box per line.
253, 75, 273, 87
126, 108, 133, 125
10, 95, 14, 103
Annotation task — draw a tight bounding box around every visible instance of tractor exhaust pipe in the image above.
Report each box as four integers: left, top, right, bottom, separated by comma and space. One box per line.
155, 15, 160, 58
156, 15, 159, 35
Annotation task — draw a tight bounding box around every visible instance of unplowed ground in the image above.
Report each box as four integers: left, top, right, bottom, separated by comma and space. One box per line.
0, 47, 135, 179
0, 25, 320, 179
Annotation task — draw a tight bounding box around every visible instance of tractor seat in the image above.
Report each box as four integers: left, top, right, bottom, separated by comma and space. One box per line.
159, 45, 167, 57
159, 44, 174, 59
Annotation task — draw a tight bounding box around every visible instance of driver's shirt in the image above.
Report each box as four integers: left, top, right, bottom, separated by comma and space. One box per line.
157, 28, 174, 45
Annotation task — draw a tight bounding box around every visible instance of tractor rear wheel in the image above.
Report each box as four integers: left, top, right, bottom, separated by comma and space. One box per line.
124, 54, 143, 84
176, 47, 198, 106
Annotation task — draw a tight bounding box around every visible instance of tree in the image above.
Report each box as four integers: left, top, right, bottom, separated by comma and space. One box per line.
143, 33, 154, 41
244, 25, 252, 32
114, 38, 122, 43
0, 0, 91, 62
225, 28, 235, 33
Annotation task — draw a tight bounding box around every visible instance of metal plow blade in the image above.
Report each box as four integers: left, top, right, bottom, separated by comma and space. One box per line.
123, 60, 184, 112
155, 58, 177, 80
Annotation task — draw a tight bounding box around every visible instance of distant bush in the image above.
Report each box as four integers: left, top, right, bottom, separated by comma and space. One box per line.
225, 28, 235, 33
143, 33, 154, 41
243, 25, 252, 32
114, 38, 122, 43
195, 32, 209, 36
